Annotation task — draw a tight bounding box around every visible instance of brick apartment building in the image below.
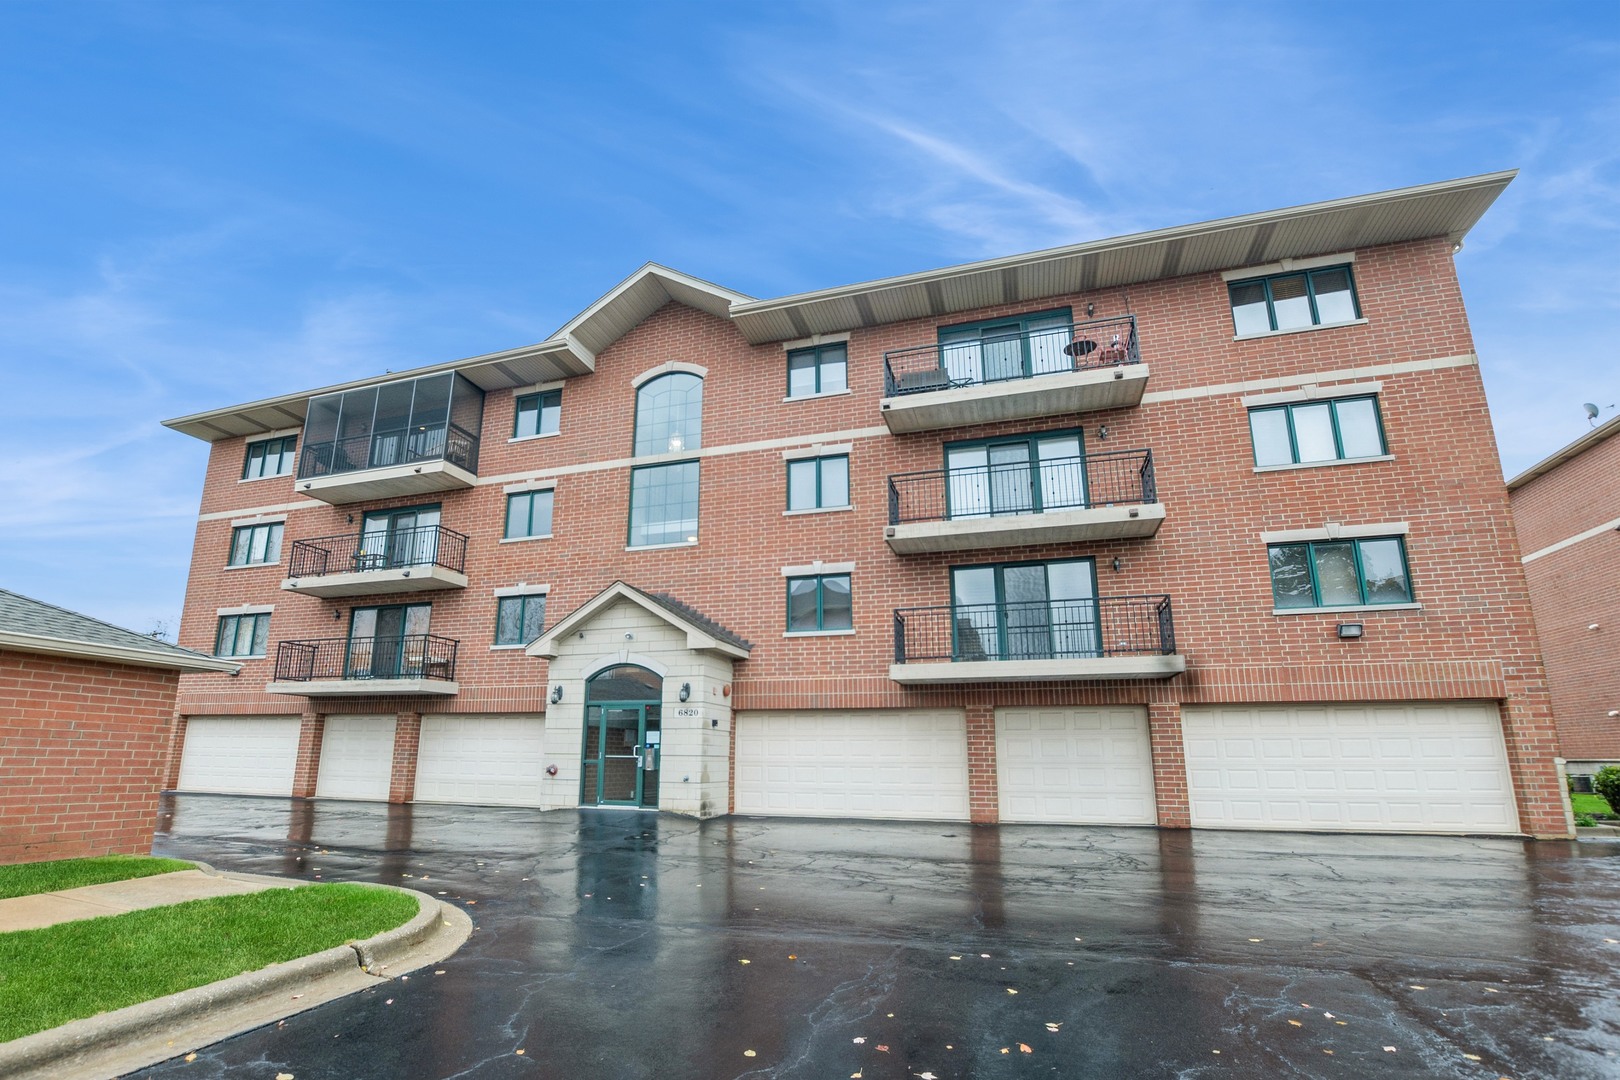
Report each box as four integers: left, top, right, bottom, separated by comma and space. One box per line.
162, 170, 1572, 838
1508, 414, 1620, 781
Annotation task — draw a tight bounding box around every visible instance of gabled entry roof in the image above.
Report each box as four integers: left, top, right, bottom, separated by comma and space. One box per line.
528, 582, 752, 660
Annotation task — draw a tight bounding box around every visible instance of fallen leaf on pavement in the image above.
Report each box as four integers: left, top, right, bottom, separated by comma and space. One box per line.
999, 1048, 1010, 1055
949, 955, 962, 961
1384, 1046, 1397, 1052
1287, 1020, 1302, 1027
876, 1045, 890, 1053
1045, 1023, 1061, 1032
385, 999, 394, 1005
744, 1050, 756, 1058
1484, 987, 1500, 994
1322, 1012, 1335, 1018
276, 1074, 293, 1080
290, 994, 303, 1000
1335, 1021, 1347, 1026
852, 1037, 866, 1044
851, 1073, 862, 1079
1018, 1043, 1032, 1054
185, 1054, 197, 1063
1322, 1049, 1334, 1055
1462, 1053, 1482, 1061
788, 954, 797, 960
1248, 937, 1263, 943
1409, 985, 1427, 990
515, 1050, 525, 1056
739, 959, 751, 965
918, 1073, 938, 1079
1006, 988, 1018, 995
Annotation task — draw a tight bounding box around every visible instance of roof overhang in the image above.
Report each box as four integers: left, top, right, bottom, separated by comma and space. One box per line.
1507, 411, 1620, 490
164, 264, 752, 443
0, 631, 242, 674
728, 171, 1517, 344
528, 581, 751, 661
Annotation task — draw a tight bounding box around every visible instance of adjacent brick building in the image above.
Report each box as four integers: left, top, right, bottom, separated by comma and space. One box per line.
0, 589, 238, 864
162, 170, 1573, 837
1508, 414, 1620, 780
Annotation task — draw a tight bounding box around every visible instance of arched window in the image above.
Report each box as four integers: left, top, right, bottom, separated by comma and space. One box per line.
633, 373, 703, 456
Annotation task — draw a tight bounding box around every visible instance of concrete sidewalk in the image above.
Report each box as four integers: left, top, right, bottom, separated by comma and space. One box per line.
0, 868, 293, 933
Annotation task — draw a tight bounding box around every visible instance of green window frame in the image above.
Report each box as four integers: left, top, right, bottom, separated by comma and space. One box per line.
214, 613, 270, 658
943, 429, 1086, 518
227, 522, 284, 566
1248, 395, 1386, 467
936, 306, 1075, 385
786, 343, 848, 398
494, 593, 547, 646
786, 455, 850, 511
242, 435, 297, 480
504, 490, 553, 539
1268, 536, 1413, 609
1228, 265, 1361, 335
786, 574, 852, 632
633, 372, 704, 456
949, 558, 1099, 661
628, 461, 699, 547
513, 389, 561, 439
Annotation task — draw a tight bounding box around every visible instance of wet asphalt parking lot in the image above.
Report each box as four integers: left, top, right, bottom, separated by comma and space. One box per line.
134, 793, 1620, 1079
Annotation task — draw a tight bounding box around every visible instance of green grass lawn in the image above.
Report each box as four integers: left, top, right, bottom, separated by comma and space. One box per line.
0, 883, 418, 1043
1572, 792, 1615, 818
0, 855, 195, 900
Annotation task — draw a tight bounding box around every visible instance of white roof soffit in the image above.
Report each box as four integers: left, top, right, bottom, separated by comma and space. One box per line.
163, 264, 752, 442
728, 170, 1518, 344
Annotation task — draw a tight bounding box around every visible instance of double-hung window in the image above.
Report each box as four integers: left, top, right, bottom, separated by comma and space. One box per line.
242, 436, 296, 480
1249, 396, 1386, 467
1268, 537, 1413, 609
787, 343, 848, 398
786, 455, 850, 511
494, 593, 547, 646
513, 389, 561, 438
505, 490, 553, 540
786, 574, 852, 632
228, 522, 283, 567
215, 612, 270, 658
1229, 265, 1360, 335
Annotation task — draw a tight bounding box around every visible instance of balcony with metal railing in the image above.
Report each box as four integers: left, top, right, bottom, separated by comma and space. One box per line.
885, 448, 1164, 553
265, 634, 460, 696
281, 524, 470, 598
879, 314, 1149, 433
889, 595, 1185, 683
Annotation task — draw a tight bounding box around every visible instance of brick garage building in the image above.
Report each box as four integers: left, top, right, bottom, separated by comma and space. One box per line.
0, 589, 238, 865
1508, 414, 1620, 781
161, 171, 1572, 838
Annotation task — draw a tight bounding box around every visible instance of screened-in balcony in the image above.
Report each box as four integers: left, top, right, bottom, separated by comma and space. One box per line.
265, 634, 460, 696
880, 314, 1148, 433
885, 447, 1164, 553
281, 524, 469, 598
294, 372, 485, 504
890, 595, 1185, 683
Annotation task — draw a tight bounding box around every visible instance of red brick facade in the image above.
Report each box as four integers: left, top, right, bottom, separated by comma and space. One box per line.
167, 229, 1570, 836
1509, 422, 1620, 764
0, 651, 181, 864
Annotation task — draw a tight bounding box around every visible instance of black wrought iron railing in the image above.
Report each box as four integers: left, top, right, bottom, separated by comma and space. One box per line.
888, 448, 1156, 526
883, 314, 1140, 397
272, 634, 460, 682
286, 525, 469, 578
893, 595, 1175, 664
296, 422, 480, 480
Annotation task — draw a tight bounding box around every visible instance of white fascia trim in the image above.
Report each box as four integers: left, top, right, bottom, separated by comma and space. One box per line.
516, 379, 566, 396
229, 513, 289, 528
631, 361, 708, 388
1242, 381, 1384, 409
1255, 454, 1395, 474
493, 583, 550, 597
502, 479, 557, 495
1221, 251, 1356, 282
1522, 515, 1620, 564
217, 603, 275, 616
0, 632, 242, 674
781, 331, 852, 351
200, 500, 325, 523
781, 560, 855, 577
1235, 317, 1370, 342
1260, 522, 1409, 544
781, 442, 852, 461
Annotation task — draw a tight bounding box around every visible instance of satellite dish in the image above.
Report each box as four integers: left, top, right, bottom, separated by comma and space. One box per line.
1584, 402, 1601, 421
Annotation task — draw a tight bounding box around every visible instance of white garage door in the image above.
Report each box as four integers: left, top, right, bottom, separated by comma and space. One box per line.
315, 715, 396, 801
998, 707, 1157, 825
177, 716, 299, 796
735, 710, 969, 821
415, 714, 545, 807
1182, 703, 1520, 834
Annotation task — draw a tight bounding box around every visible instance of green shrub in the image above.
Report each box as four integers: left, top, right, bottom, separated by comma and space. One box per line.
1575, 813, 1597, 828
1593, 766, 1620, 815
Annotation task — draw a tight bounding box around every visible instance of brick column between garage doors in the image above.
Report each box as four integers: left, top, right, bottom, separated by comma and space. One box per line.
291, 710, 324, 799
966, 705, 997, 824
389, 713, 422, 803
1149, 701, 1191, 829
161, 716, 188, 791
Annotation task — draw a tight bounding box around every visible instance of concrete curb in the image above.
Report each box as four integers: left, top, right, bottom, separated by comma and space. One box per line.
0, 879, 468, 1080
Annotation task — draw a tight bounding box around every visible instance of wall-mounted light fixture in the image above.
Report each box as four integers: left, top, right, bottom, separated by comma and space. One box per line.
1112, 557, 1122, 573
679, 682, 692, 702
1098, 426, 1109, 440
346, 513, 354, 524
550, 685, 564, 704
1086, 302, 1095, 318
1336, 622, 1365, 640
332, 609, 342, 621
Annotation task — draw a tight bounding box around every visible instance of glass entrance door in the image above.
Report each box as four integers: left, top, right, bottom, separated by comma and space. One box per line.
582, 666, 662, 809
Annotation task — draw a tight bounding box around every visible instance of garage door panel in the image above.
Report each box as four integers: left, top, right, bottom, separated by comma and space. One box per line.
997, 707, 1156, 826
735, 710, 969, 821
1183, 703, 1519, 835
178, 717, 299, 796
315, 715, 395, 801
415, 715, 545, 807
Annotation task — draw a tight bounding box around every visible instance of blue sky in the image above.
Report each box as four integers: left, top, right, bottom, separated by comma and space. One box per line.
1, 1, 1617, 635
